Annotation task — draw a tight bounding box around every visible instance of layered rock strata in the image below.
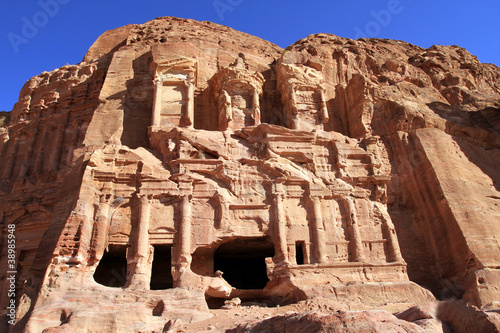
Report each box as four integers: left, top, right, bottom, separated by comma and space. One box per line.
0, 17, 499, 332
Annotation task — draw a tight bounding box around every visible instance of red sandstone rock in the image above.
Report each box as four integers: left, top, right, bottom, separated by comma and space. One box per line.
396, 304, 436, 322
0, 16, 499, 332
229, 310, 428, 333
437, 300, 500, 333
41, 324, 74, 333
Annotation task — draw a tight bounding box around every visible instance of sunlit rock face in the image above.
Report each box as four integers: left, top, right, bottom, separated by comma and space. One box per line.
1, 16, 499, 332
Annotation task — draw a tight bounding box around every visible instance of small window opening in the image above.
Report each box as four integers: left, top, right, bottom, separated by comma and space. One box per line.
295, 241, 305, 265
150, 245, 173, 290
94, 245, 127, 287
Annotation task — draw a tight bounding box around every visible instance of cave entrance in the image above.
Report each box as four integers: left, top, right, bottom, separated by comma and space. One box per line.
94, 245, 127, 287
150, 244, 173, 290
214, 237, 274, 290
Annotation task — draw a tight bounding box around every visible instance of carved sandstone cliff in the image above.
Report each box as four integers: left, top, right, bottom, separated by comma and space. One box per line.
0, 17, 499, 332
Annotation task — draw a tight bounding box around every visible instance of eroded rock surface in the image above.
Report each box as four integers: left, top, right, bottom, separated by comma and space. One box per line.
0, 17, 499, 332
230, 310, 428, 333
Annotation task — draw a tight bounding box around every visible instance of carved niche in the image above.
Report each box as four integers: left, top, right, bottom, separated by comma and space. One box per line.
151, 56, 198, 128
277, 63, 329, 131
211, 62, 265, 130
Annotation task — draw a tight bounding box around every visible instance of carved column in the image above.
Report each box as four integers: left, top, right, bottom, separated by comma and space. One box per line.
319, 89, 329, 124
179, 196, 192, 265
272, 180, 289, 263
152, 78, 163, 127
177, 178, 193, 287
2, 140, 18, 179
289, 87, 299, 130
224, 90, 232, 122
93, 195, 111, 260
309, 193, 327, 264
0, 129, 8, 154
374, 202, 404, 262
74, 195, 97, 263
186, 82, 195, 127
213, 191, 227, 230
343, 197, 366, 262
43, 124, 62, 173
364, 136, 381, 176
252, 89, 261, 125
217, 90, 232, 131
128, 194, 152, 290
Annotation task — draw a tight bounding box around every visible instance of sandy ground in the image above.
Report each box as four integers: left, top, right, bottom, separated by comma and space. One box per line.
183, 305, 294, 332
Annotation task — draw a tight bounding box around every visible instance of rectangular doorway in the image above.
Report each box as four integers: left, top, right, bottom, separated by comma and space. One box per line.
295, 241, 305, 265
150, 244, 173, 290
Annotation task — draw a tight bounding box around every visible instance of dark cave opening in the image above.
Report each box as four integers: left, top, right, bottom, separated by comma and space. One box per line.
213, 237, 275, 290
93, 245, 128, 287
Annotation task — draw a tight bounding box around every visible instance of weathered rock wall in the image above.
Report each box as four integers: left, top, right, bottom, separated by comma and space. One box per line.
0, 59, 106, 331
281, 33, 500, 302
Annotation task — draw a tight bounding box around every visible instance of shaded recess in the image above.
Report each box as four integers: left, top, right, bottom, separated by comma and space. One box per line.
93, 245, 128, 287
0, 111, 10, 127
214, 237, 275, 290
150, 244, 173, 290
121, 52, 154, 149
295, 241, 305, 265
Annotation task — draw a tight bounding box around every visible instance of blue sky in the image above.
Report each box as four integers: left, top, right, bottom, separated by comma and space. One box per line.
1, 0, 499, 111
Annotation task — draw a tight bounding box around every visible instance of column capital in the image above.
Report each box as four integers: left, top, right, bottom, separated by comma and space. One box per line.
177, 177, 194, 197
272, 180, 286, 197
308, 184, 328, 198
153, 76, 163, 86
140, 195, 150, 204
310, 195, 323, 203
99, 194, 112, 204
135, 193, 153, 204
250, 83, 263, 96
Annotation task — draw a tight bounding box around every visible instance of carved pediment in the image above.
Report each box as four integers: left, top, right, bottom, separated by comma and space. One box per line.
151, 56, 198, 85
150, 226, 176, 234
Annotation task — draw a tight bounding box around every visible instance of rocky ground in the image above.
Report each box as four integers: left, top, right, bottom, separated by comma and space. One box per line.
178, 297, 499, 332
